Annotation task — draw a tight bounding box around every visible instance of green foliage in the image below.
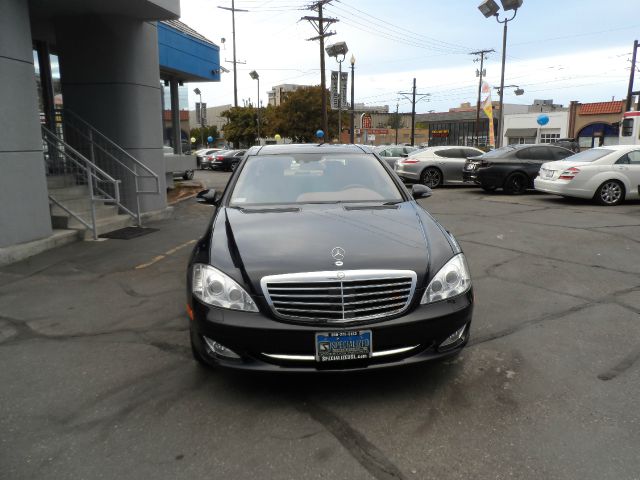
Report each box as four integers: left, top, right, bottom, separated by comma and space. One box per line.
221, 107, 259, 147
189, 125, 219, 148
388, 112, 403, 130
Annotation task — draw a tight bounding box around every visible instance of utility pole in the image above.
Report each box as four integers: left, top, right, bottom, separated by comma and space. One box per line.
471, 49, 494, 146
218, 1, 248, 108
302, 0, 338, 136
626, 40, 639, 111
395, 100, 399, 145
398, 79, 430, 147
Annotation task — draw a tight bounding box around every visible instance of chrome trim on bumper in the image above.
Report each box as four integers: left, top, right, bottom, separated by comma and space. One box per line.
262, 345, 420, 362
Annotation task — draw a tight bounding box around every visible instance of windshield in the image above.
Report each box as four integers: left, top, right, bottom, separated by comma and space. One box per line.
558, 148, 613, 163
229, 153, 403, 206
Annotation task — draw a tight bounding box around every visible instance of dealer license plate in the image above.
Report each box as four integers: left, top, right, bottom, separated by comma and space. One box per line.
315, 330, 372, 362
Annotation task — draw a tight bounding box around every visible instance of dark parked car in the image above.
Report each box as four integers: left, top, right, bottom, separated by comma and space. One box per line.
187, 144, 473, 372
463, 144, 574, 194
197, 149, 223, 170
210, 149, 246, 171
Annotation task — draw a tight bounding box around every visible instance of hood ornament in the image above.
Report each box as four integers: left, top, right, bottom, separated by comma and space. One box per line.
331, 247, 345, 267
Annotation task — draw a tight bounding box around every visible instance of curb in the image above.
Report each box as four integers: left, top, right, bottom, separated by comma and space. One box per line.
168, 181, 205, 206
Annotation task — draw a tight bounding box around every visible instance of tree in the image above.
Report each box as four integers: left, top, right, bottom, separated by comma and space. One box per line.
388, 112, 403, 130
221, 107, 259, 147
268, 86, 345, 142
189, 125, 219, 148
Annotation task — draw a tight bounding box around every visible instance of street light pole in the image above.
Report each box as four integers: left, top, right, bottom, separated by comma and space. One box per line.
194, 87, 204, 148
249, 70, 260, 145
478, 1, 522, 148
350, 54, 355, 144
337, 55, 345, 142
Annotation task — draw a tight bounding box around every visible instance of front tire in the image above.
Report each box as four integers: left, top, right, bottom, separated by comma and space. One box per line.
595, 180, 624, 206
503, 172, 528, 195
230, 161, 239, 172
421, 167, 443, 188
183, 170, 194, 180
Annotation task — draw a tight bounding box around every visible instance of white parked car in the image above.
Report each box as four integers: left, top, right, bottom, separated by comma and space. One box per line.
534, 145, 640, 206
395, 146, 484, 188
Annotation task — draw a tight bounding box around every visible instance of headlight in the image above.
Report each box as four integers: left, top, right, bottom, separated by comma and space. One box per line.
421, 254, 471, 304
192, 264, 258, 312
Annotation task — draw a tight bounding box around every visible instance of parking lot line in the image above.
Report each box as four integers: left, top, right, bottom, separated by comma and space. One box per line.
135, 239, 197, 270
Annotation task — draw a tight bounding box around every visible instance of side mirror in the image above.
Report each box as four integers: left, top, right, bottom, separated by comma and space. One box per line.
411, 184, 432, 199
401, 153, 409, 158
196, 189, 219, 205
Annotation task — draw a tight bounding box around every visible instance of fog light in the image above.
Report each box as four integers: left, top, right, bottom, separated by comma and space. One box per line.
439, 325, 467, 350
203, 336, 241, 359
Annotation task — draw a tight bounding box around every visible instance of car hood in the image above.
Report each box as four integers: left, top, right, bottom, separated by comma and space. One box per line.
209, 203, 432, 294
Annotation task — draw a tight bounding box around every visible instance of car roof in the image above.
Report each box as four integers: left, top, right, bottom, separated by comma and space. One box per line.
590, 144, 640, 151
250, 143, 373, 155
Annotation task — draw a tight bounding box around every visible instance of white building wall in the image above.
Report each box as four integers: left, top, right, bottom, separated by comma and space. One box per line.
502, 111, 569, 146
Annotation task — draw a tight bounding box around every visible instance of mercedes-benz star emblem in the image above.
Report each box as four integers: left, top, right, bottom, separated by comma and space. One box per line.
331, 247, 345, 261
331, 247, 345, 267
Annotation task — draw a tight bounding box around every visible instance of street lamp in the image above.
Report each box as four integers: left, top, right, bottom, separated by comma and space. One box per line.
193, 87, 204, 148
326, 41, 349, 142
494, 84, 524, 96
249, 70, 260, 145
478, 0, 523, 147
350, 54, 355, 144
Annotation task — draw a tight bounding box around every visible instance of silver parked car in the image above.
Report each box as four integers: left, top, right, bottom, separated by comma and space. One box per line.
374, 145, 418, 168
395, 146, 484, 188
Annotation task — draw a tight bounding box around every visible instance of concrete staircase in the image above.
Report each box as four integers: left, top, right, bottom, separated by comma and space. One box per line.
47, 175, 135, 239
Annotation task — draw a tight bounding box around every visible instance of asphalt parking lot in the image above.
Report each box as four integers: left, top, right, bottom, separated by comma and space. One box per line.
1, 169, 639, 480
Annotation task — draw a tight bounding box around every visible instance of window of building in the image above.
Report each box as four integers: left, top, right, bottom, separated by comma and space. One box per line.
508, 137, 536, 145
540, 132, 561, 144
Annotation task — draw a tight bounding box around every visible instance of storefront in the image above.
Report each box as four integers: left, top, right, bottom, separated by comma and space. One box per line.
568, 101, 624, 150
415, 111, 499, 147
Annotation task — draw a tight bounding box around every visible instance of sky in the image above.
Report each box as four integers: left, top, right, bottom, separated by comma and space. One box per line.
179, 0, 640, 114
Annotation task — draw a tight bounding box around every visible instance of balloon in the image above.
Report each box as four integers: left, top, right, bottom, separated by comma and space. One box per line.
274, 134, 282, 141
207, 136, 213, 143
190, 137, 196, 143
316, 129, 325, 139
537, 114, 550, 126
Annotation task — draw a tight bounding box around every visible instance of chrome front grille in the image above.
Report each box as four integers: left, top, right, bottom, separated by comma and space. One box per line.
261, 270, 417, 323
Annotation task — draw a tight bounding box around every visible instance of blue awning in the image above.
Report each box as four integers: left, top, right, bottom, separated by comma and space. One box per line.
158, 20, 220, 82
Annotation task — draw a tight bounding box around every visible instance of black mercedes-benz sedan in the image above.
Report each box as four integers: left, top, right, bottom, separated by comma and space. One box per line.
462, 144, 574, 194
187, 144, 473, 372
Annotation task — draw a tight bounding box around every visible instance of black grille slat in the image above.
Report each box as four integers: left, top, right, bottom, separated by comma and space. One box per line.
264, 272, 415, 323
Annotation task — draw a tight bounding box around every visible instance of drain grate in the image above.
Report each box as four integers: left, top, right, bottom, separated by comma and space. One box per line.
99, 227, 158, 240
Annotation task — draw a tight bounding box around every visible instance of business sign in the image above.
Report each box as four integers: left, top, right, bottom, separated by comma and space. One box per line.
330, 71, 349, 110
361, 113, 372, 129
330, 72, 338, 109
431, 129, 449, 138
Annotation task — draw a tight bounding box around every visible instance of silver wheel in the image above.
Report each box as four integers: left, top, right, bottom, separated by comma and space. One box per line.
421, 167, 442, 188
597, 181, 623, 206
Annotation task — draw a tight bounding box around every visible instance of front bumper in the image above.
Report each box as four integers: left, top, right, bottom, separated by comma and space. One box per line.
189, 290, 473, 372
462, 170, 479, 183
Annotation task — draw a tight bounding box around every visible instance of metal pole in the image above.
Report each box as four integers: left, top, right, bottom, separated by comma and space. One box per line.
257, 77, 261, 144
497, 20, 508, 148
350, 61, 355, 144
231, 0, 238, 107
319, 3, 328, 136
338, 58, 342, 142
199, 92, 204, 148
475, 54, 485, 146
395, 101, 399, 144
626, 40, 638, 111
410, 78, 416, 147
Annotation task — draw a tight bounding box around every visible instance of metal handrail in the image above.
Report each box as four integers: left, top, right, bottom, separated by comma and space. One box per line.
58, 108, 159, 184
54, 108, 161, 225
42, 126, 124, 240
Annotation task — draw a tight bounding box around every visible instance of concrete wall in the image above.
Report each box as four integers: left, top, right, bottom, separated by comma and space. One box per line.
0, 0, 53, 247
56, 16, 167, 213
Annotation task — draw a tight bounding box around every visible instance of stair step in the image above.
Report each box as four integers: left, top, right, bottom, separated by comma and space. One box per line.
46, 174, 77, 189
51, 205, 120, 229
48, 185, 90, 199
81, 214, 136, 240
